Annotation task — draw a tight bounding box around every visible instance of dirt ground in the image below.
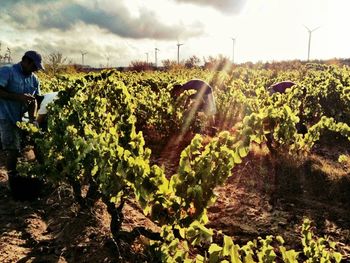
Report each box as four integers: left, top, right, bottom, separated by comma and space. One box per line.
0, 141, 350, 262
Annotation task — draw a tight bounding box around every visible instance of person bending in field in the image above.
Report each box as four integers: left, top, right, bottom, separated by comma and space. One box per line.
160, 80, 217, 164
171, 79, 217, 134
0, 50, 44, 195
268, 80, 307, 134
267, 80, 296, 95
266, 81, 308, 152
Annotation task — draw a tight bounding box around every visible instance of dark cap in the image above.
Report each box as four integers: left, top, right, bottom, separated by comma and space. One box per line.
24, 50, 45, 70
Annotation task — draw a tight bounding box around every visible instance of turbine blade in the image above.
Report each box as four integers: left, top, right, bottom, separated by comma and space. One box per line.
303, 25, 311, 32
311, 26, 320, 32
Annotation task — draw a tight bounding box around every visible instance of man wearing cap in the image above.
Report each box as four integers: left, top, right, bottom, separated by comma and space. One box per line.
265, 80, 308, 153
0, 50, 44, 188
171, 79, 217, 134
171, 79, 217, 117
267, 80, 296, 95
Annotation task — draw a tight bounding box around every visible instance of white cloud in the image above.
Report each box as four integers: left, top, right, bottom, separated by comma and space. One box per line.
174, 0, 248, 14
1, 0, 204, 40
0, 0, 349, 67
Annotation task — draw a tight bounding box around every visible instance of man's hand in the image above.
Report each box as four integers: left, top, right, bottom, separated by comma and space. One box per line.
18, 93, 36, 105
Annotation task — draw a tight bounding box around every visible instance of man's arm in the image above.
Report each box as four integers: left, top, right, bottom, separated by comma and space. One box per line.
0, 87, 36, 104
36, 113, 46, 125
27, 99, 38, 122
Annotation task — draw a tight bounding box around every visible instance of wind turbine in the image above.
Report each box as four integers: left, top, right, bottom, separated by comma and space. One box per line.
304, 25, 320, 61
80, 50, 88, 66
231, 37, 236, 64
155, 47, 160, 68
176, 42, 184, 64
145, 52, 149, 63
105, 53, 111, 68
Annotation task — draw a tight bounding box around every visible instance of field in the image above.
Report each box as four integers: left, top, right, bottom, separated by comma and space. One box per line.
0, 63, 350, 262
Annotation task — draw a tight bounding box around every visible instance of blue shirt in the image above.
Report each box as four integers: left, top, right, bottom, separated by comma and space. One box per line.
0, 63, 40, 124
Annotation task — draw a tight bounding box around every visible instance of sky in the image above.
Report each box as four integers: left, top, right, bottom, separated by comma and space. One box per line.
1, 0, 349, 67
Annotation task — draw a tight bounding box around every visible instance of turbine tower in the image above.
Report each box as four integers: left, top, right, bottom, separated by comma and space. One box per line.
105, 53, 111, 68
155, 48, 159, 68
231, 37, 236, 64
304, 25, 320, 61
80, 50, 88, 66
176, 42, 184, 64
145, 52, 149, 63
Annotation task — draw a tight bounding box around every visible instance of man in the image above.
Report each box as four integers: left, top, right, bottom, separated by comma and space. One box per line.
171, 79, 217, 135
171, 79, 217, 117
0, 50, 44, 190
268, 80, 296, 95
268, 81, 307, 132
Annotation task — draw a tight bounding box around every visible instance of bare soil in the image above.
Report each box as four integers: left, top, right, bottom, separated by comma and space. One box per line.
0, 141, 349, 262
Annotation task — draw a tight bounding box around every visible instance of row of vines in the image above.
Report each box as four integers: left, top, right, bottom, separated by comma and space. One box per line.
19, 63, 350, 262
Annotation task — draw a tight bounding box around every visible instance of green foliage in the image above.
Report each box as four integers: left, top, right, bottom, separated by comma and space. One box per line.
152, 218, 342, 263
301, 218, 343, 263
170, 131, 249, 224
17, 65, 349, 261
19, 71, 169, 211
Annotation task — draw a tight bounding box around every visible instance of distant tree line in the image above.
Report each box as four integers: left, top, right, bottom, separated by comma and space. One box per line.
129, 55, 350, 72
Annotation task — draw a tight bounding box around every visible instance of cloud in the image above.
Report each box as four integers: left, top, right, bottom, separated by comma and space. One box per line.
173, 0, 248, 14
1, 0, 204, 40
4, 26, 134, 67
1, 0, 57, 7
